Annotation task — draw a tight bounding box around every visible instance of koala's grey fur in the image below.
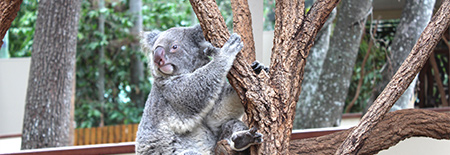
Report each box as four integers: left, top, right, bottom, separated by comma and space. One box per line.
136, 25, 262, 155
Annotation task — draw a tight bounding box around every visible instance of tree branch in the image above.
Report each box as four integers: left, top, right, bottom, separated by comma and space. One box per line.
291, 109, 450, 154
336, 0, 450, 154
231, 0, 255, 64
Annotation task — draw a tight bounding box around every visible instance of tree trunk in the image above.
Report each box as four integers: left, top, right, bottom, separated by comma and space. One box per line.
336, 0, 450, 153
97, 0, 106, 127
298, 0, 372, 129
366, 0, 435, 113
290, 109, 450, 154
21, 0, 81, 150
190, 0, 339, 154
294, 8, 336, 129
129, 0, 145, 108
0, 0, 23, 47
191, 0, 450, 154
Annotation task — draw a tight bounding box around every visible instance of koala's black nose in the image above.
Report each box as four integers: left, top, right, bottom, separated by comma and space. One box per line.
154, 47, 166, 66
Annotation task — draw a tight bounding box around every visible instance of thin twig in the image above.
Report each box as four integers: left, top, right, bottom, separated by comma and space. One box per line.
345, 19, 379, 113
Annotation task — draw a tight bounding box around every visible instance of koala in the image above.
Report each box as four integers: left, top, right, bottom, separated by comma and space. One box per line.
135, 25, 263, 155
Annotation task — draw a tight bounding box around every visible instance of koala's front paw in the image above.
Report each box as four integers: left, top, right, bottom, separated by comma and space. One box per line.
221, 33, 243, 57
251, 61, 269, 74
228, 127, 263, 151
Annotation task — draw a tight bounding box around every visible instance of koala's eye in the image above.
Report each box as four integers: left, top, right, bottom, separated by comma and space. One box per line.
172, 45, 178, 49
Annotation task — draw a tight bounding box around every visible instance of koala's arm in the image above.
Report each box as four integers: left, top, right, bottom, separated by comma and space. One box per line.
206, 60, 270, 133
164, 33, 242, 104
162, 34, 243, 133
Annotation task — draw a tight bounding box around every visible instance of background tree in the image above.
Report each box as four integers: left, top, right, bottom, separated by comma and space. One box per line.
129, 0, 145, 108
366, 0, 435, 113
21, 0, 81, 150
96, 0, 106, 127
293, 8, 335, 129
295, 0, 372, 129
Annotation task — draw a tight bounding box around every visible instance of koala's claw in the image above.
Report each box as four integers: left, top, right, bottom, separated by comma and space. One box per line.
229, 127, 264, 151
251, 61, 269, 74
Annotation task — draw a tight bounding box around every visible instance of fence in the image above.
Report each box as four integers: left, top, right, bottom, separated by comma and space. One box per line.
74, 124, 138, 145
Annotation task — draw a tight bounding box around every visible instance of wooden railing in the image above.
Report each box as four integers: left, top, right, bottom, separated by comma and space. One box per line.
2, 128, 348, 155
3, 107, 449, 155
74, 124, 138, 145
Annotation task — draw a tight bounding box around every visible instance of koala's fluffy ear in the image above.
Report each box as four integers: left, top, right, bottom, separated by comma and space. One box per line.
190, 24, 206, 43
190, 24, 219, 56
140, 30, 161, 52
200, 41, 220, 56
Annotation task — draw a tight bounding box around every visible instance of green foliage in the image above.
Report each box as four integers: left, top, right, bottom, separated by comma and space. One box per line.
142, 0, 194, 30
216, 0, 233, 30
8, 0, 38, 57
344, 20, 398, 113
263, 0, 275, 31
262, 0, 314, 31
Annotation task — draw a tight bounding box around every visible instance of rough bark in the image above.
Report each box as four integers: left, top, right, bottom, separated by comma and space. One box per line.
0, 0, 23, 47
290, 109, 450, 154
366, 0, 435, 113
336, 0, 450, 154
190, 0, 339, 154
294, 8, 336, 129
231, 0, 255, 64
21, 0, 81, 150
129, 0, 145, 108
299, 0, 372, 129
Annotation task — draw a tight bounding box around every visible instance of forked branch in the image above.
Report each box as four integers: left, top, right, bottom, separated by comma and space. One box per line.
190, 0, 340, 154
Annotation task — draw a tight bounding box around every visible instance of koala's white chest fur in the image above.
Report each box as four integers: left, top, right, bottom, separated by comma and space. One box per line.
159, 121, 216, 155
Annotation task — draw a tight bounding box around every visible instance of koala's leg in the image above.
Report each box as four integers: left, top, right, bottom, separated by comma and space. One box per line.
206, 83, 244, 133
219, 119, 263, 151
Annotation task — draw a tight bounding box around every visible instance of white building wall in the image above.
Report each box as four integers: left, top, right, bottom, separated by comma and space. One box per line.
0, 58, 30, 135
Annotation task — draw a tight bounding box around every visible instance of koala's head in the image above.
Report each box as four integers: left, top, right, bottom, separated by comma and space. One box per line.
141, 25, 213, 77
